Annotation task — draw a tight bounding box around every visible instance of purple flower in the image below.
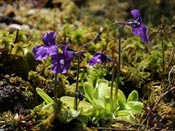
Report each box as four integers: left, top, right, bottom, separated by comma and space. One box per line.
89, 52, 112, 66
51, 46, 74, 74
132, 24, 148, 44
32, 32, 58, 60
114, 9, 148, 44
130, 9, 148, 44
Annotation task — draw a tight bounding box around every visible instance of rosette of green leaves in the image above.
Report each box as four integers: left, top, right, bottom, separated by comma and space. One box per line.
83, 78, 143, 124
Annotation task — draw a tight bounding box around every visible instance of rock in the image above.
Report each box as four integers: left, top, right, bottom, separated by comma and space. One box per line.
0, 85, 27, 113
6, 23, 30, 32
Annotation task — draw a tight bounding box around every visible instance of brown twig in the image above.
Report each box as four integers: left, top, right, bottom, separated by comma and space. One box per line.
80, 27, 104, 49
152, 86, 175, 110
90, 126, 142, 131
142, 65, 175, 129
153, 65, 175, 108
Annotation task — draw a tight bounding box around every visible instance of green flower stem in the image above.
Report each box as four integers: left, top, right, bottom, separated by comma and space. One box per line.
115, 25, 125, 97
54, 73, 58, 101
110, 58, 117, 111
110, 59, 117, 99
74, 56, 80, 110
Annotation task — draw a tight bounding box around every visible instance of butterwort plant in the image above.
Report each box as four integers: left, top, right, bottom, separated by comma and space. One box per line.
113, 9, 149, 97
89, 52, 119, 110
32, 32, 75, 100
89, 52, 114, 99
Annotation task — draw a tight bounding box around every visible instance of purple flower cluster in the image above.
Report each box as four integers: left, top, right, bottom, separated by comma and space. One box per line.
32, 32, 112, 71
33, 9, 148, 71
115, 9, 148, 44
32, 32, 74, 74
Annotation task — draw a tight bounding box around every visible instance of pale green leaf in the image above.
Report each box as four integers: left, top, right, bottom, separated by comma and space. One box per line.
127, 90, 139, 101
36, 87, 53, 104
60, 96, 93, 116
83, 82, 94, 103
117, 90, 127, 110
126, 101, 143, 113
115, 110, 136, 123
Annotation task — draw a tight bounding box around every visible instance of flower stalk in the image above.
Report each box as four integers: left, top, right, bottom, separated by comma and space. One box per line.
115, 25, 125, 97
54, 73, 58, 100
113, 9, 149, 97
110, 59, 117, 99
74, 56, 80, 110
14, 29, 19, 43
